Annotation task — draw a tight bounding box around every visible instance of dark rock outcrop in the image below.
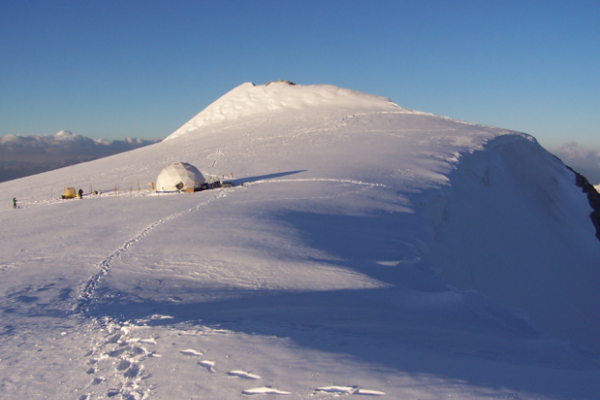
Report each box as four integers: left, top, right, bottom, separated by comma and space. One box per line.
566, 165, 600, 241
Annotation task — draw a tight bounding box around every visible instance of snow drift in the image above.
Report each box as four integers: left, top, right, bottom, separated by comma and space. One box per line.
0, 81, 599, 399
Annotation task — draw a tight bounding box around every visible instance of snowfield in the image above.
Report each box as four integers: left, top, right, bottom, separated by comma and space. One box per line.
1, 82, 599, 399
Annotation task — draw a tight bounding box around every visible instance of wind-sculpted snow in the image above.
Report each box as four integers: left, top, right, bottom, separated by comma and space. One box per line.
424, 135, 600, 353
1, 82, 599, 399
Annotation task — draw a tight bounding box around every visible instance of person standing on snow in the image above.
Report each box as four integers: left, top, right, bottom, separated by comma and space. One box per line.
78, 189, 83, 198
12, 197, 17, 209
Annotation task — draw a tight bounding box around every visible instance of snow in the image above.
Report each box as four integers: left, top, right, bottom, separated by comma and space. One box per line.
180, 349, 203, 357
1, 81, 599, 399
228, 370, 261, 380
242, 386, 292, 395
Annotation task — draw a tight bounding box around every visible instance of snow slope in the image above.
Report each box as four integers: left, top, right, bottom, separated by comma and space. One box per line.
1, 81, 599, 399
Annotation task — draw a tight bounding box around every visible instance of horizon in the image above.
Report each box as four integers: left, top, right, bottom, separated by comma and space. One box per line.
2, 81, 599, 185
1, 1, 599, 152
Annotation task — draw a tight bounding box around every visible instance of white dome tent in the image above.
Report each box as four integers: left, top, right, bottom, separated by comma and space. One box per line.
156, 162, 205, 192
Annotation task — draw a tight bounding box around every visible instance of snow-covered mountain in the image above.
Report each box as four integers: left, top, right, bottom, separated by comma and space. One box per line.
1, 82, 599, 399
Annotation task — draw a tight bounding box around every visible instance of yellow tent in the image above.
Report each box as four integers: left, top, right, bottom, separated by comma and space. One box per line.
64, 187, 77, 199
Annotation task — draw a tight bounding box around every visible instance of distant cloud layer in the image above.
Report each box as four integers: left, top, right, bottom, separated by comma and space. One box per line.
0, 130, 159, 161
0, 131, 161, 182
551, 142, 600, 185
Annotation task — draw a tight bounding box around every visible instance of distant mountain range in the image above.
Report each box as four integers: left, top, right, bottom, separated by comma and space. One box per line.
0, 131, 161, 182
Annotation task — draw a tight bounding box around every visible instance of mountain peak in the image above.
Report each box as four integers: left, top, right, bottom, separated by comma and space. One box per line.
166, 82, 405, 141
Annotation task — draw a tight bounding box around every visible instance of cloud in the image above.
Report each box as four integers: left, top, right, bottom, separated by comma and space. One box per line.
0, 131, 161, 183
0, 131, 160, 161
551, 142, 600, 186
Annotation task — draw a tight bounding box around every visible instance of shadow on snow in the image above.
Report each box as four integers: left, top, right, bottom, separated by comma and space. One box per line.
84, 208, 600, 398
235, 170, 306, 185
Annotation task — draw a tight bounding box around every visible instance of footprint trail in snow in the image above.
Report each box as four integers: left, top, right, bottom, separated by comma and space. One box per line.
75, 190, 226, 314
80, 318, 156, 400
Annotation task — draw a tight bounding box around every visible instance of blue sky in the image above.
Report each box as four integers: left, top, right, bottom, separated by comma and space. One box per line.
1, 0, 599, 150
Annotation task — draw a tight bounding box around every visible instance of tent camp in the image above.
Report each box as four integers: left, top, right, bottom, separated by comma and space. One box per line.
156, 162, 205, 192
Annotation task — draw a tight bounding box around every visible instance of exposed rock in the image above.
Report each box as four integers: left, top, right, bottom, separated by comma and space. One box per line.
566, 165, 600, 241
